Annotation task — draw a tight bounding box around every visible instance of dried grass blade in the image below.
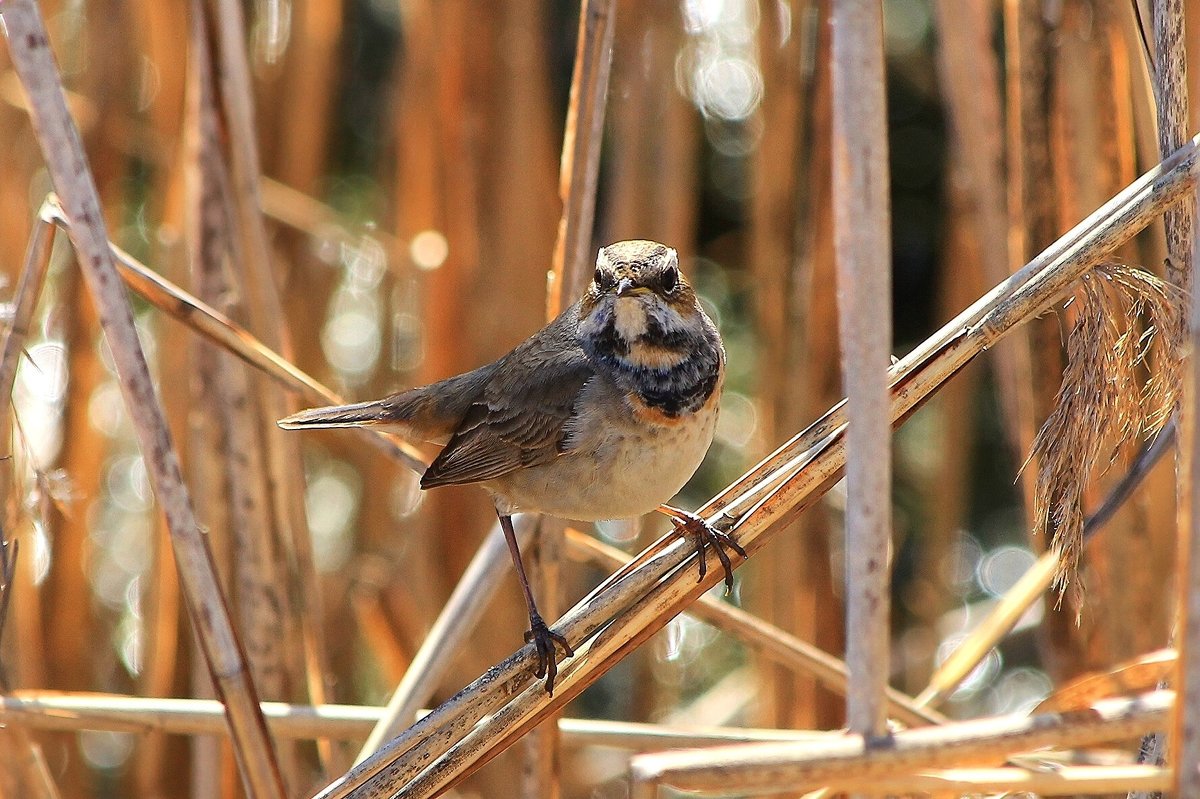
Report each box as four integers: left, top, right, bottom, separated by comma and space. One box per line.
0, 4, 285, 796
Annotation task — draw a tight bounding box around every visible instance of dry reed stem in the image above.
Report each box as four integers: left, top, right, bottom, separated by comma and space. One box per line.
1001, 0, 1055, 532
0, 4, 286, 796
1182, 154, 1200, 795
563, 529, 944, 727
831, 0, 893, 744
204, 1, 333, 762
0, 691, 842, 748
185, 1, 291, 712
307, 134, 1200, 799
1156, 3, 1196, 790
258, 178, 400, 255
546, 0, 615, 314
917, 550, 1059, 707
632, 764, 1169, 799
1156, 0, 1194, 291
626, 689, 1173, 795
355, 518, 534, 762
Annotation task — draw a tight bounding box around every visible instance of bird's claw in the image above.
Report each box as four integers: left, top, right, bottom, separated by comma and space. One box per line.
525, 612, 574, 694
669, 510, 747, 594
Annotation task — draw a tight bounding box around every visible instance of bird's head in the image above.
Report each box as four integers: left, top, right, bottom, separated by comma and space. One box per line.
578, 240, 716, 368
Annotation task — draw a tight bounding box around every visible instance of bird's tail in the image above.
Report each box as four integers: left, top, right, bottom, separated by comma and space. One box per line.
278, 362, 497, 442
277, 399, 395, 429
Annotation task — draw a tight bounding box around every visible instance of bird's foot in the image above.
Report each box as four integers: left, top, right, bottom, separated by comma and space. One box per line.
666, 508, 747, 594
524, 612, 574, 694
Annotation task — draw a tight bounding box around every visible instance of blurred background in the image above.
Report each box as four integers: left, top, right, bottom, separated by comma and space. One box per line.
0, 0, 1188, 796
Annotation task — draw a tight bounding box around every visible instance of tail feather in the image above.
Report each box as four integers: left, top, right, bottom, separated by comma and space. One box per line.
278, 399, 394, 429
278, 362, 499, 443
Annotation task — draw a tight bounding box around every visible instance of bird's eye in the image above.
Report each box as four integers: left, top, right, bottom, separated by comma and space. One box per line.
661, 268, 678, 292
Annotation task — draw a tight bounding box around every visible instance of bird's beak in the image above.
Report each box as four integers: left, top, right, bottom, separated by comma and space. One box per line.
616, 278, 645, 297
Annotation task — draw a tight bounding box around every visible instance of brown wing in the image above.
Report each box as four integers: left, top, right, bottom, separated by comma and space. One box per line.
420, 306, 592, 489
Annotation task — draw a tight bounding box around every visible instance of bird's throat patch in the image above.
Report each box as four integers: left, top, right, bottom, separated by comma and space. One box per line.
613, 297, 647, 342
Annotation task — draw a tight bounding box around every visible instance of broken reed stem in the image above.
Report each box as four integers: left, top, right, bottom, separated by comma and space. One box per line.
0, 210, 55, 412
627, 689, 1173, 795
0, 4, 285, 797
831, 0, 893, 743
563, 530, 944, 727
310, 134, 1200, 799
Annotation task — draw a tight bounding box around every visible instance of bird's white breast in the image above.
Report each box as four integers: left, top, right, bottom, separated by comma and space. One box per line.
487, 379, 720, 521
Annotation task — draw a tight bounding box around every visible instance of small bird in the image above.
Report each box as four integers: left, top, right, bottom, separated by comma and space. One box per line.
279, 239, 744, 692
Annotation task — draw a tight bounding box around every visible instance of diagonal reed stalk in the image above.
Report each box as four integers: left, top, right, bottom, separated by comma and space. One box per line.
305, 133, 1200, 799
0, 3, 286, 796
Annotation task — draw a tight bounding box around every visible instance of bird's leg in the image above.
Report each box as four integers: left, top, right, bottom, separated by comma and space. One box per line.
498, 513, 574, 693
657, 504, 747, 594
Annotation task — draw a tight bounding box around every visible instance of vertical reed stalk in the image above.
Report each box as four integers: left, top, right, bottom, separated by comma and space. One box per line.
830, 0, 892, 744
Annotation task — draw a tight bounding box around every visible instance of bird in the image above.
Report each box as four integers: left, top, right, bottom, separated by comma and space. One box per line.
279, 239, 744, 693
